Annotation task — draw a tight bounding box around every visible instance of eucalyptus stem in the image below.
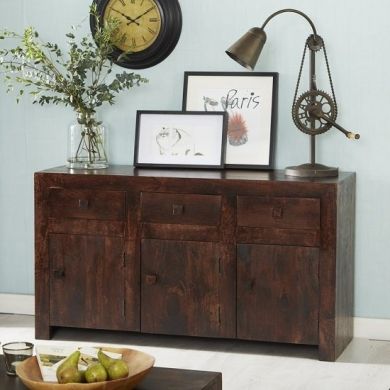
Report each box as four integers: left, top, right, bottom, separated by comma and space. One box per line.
87, 129, 93, 164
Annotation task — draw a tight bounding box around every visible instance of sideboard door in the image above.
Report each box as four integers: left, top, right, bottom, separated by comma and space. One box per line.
49, 234, 126, 330
237, 244, 319, 344
141, 238, 225, 338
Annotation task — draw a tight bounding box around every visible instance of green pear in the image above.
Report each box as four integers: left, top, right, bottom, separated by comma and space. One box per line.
56, 350, 83, 384
107, 359, 129, 380
98, 350, 129, 380
97, 349, 114, 371
85, 362, 108, 383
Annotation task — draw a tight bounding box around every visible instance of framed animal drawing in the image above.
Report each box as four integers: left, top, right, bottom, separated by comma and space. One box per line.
134, 111, 228, 168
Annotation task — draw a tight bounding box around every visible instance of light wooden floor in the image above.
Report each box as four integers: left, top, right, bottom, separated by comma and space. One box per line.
1, 314, 389, 389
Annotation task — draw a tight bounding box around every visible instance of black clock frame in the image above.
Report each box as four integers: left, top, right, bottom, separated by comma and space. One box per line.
90, 0, 182, 69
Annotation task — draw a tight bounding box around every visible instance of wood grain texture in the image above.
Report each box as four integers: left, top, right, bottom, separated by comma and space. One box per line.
47, 188, 126, 220
48, 219, 125, 236
237, 244, 319, 344
237, 196, 320, 229
141, 239, 224, 337
141, 192, 221, 226
142, 223, 220, 242
124, 239, 141, 331
334, 173, 356, 359
236, 226, 320, 247
218, 194, 237, 338
34, 173, 52, 339
34, 166, 355, 361
138, 367, 222, 390
49, 234, 126, 330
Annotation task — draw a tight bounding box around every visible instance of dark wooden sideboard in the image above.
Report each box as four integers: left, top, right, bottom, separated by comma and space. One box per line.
35, 166, 356, 361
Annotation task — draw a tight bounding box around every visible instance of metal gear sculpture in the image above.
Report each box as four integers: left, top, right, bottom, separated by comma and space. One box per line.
292, 90, 337, 136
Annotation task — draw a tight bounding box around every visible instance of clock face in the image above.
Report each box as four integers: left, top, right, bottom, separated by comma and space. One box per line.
104, 0, 162, 53
91, 0, 182, 69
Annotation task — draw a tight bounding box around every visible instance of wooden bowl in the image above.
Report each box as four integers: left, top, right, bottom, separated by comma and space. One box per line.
16, 347, 155, 390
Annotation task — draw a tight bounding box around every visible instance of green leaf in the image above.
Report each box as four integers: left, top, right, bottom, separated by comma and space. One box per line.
0, 14, 148, 109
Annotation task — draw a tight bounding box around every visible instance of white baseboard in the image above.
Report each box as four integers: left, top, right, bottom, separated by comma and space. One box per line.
0, 295, 389, 340
354, 317, 390, 341
0, 294, 34, 316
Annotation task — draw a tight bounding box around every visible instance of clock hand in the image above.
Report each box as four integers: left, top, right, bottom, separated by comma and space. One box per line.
131, 5, 156, 22
111, 8, 140, 26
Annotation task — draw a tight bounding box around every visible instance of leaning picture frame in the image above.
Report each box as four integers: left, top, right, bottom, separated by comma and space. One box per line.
134, 110, 228, 169
182, 71, 278, 169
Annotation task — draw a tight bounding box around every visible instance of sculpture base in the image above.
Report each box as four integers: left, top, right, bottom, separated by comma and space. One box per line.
285, 163, 339, 178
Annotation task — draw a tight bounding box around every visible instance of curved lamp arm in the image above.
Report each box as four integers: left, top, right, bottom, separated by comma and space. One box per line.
261, 8, 318, 38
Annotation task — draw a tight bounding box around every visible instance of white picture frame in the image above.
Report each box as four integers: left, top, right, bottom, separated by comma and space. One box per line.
183, 72, 278, 169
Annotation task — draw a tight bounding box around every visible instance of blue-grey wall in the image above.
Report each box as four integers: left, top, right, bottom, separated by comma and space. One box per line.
0, 0, 388, 319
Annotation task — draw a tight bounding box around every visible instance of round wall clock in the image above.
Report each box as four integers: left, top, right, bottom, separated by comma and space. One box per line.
91, 0, 182, 69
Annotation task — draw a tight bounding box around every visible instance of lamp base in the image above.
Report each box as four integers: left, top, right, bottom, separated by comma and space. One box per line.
285, 163, 339, 178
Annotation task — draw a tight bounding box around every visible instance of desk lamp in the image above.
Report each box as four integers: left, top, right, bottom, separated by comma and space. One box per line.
226, 8, 359, 177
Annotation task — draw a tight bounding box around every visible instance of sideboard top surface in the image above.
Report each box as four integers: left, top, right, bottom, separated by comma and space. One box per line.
37, 165, 354, 185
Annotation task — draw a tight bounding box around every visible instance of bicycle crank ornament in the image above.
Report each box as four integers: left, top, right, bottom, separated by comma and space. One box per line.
293, 90, 359, 139
286, 33, 360, 177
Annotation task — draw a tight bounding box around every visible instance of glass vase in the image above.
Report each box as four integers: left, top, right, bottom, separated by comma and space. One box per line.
67, 112, 108, 169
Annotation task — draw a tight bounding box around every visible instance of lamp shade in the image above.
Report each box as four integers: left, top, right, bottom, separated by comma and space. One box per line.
226, 27, 267, 70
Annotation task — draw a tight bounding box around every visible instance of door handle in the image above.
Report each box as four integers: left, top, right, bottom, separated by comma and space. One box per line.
247, 278, 256, 291
53, 269, 65, 279
78, 199, 89, 209
172, 204, 184, 216
145, 274, 158, 285
272, 206, 283, 219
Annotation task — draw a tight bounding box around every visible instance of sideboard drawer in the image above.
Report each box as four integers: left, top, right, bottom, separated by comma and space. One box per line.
141, 193, 221, 226
47, 188, 126, 220
237, 196, 320, 230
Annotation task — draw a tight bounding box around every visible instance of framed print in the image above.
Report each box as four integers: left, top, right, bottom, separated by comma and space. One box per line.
183, 72, 278, 169
134, 111, 227, 169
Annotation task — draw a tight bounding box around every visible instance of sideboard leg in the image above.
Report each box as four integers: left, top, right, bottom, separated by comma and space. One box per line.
35, 322, 53, 340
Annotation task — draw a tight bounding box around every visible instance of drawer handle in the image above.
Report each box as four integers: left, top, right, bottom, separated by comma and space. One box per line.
53, 269, 65, 279
272, 206, 283, 219
78, 199, 89, 209
246, 279, 256, 291
172, 204, 184, 216
145, 274, 158, 285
